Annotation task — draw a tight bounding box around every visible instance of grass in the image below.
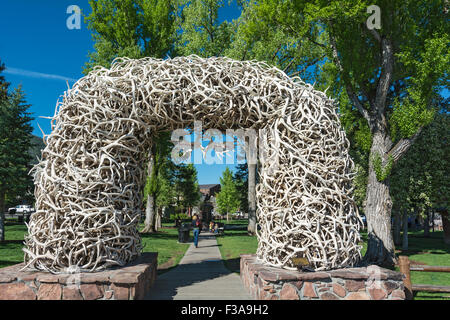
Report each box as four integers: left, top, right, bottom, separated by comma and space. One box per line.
140, 223, 190, 274
0, 222, 27, 268
216, 229, 258, 273
0, 221, 190, 275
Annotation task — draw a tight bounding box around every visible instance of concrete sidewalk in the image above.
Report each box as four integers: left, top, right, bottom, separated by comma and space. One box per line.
145, 231, 252, 300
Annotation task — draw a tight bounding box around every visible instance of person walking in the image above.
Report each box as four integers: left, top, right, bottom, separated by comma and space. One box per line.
192, 214, 200, 248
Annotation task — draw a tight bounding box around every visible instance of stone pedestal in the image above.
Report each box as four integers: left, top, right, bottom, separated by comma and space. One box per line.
240, 254, 406, 300
0, 252, 158, 300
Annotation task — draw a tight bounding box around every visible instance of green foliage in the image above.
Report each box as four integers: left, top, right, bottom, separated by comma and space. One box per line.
234, 0, 448, 148
84, 0, 177, 73
391, 112, 449, 214
0, 83, 34, 207
216, 167, 240, 215
174, 163, 201, 211
169, 213, 190, 220
372, 153, 394, 182
233, 163, 248, 213
225, 0, 325, 81
175, 0, 233, 57
0, 60, 9, 102
143, 132, 176, 210
28, 135, 45, 166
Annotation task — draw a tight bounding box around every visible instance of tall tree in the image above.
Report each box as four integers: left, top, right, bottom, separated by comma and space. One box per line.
174, 163, 201, 215
175, 0, 233, 57
84, 0, 178, 73
233, 163, 248, 213
0, 84, 34, 241
216, 167, 240, 222
0, 60, 9, 242
391, 110, 449, 245
234, 0, 449, 268
142, 132, 175, 233
233, 162, 257, 233
0, 60, 8, 101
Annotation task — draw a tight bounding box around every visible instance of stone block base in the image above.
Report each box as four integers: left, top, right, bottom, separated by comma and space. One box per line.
240, 254, 405, 300
0, 252, 158, 300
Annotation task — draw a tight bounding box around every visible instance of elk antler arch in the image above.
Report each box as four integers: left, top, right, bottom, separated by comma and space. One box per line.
24, 55, 362, 273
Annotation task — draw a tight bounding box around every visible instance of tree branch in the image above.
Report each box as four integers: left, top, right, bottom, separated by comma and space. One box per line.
388, 128, 423, 163
374, 37, 394, 115
361, 23, 381, 43
328, 30, 371, 123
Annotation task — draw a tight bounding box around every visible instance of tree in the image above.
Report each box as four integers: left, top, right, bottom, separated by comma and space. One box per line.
216, 167, 240, 222
84, 0, 177, 73
234, 0, 449, 268
0, 60, 9, 242
0, 82, 34, 241
142, 132, 175, 233
391, 110, 449, 246
174, 163, 201, 215
233, 163, 248, 213
175, 0, 233, 57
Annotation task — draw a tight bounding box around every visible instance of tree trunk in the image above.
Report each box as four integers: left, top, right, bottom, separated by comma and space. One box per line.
247, 163, 257, 235
364, 130, 396, 268
402, 209, 409, 251
155, 207, 162, 231
431, 211, 435, 233
0, 191, 5, 242
142, 155, 156, 234
441, 209, 450, 245
394, 212, 401, 246
412, 209, 419, 232
423, 210, 430, 238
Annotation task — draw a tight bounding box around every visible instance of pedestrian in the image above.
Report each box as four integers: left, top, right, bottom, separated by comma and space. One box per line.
192, 214, 200, 248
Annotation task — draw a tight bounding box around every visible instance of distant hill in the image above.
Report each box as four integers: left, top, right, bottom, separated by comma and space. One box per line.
29, 135, 45, 166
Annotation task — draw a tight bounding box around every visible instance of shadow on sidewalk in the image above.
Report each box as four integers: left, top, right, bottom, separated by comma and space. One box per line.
145, 232, 246, 300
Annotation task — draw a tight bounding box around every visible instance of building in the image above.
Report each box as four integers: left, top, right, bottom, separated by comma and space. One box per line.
198, 184, 221, 222
199, 184, 221, 197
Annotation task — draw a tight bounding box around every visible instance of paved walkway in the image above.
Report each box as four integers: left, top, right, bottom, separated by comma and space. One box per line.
145, 231, 252, 300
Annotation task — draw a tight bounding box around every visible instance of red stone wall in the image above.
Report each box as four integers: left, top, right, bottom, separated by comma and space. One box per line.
240, 254, 406, 300
0, 252, 157, 300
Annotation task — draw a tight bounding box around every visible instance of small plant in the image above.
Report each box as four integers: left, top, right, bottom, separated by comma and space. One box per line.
372, 153, 394, 182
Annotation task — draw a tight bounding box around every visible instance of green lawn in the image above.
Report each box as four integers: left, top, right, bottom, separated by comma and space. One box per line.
216, 229, 258, 273
140, 223, 190, 274
0, 222, 27, 268
0, 221, 190, 274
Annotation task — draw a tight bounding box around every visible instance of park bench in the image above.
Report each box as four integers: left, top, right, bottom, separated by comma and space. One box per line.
216, 222, 225, 236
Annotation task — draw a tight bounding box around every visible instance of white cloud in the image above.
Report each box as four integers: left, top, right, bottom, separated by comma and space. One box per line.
4, 67, 78, 83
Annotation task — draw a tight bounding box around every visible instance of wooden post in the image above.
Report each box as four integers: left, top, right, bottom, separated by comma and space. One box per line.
399, 255, 413, 300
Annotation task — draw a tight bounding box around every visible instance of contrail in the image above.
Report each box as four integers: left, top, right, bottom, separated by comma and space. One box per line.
4, 67, 78, 83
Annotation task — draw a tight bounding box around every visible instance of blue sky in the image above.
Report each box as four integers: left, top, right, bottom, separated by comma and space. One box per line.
1, 0, 242, 184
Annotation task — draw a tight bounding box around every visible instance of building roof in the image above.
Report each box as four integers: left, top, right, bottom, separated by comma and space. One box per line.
198, 184, 221, 190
